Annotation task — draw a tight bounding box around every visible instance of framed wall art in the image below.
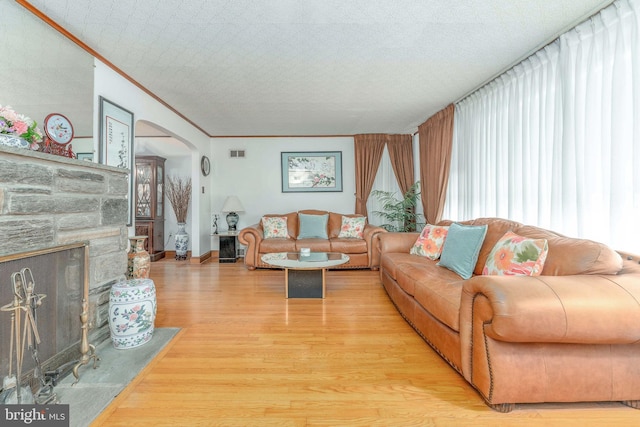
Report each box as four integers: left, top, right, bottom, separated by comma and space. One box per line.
281, 151, 343, 193
76, 152, 93, 161
98, 96, 135, 225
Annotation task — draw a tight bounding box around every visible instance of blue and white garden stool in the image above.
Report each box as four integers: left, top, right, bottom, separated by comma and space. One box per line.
108, 278, 157, 349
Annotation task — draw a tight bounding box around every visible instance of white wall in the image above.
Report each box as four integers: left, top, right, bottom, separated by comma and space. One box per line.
72, 137, 94, 157
209, 137, 356, 245
94, 59, 212, 256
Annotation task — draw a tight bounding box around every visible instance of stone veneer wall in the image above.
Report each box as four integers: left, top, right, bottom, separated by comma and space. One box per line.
0, 145, 129, 345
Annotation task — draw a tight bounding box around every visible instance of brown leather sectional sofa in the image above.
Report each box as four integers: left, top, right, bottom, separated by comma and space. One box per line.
376, 217, 640, 411
238, 209, 386, 270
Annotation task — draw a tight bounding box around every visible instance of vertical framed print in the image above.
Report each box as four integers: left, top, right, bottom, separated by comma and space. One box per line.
98, 96, 135, 225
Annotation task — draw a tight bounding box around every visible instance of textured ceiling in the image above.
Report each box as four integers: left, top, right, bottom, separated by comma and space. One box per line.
19, 0, 613, 137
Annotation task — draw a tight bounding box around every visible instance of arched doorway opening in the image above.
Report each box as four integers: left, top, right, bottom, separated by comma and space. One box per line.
133, 120, 206, 261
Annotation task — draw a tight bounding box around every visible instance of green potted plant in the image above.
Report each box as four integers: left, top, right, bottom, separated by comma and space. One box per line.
371, 181, 424, 232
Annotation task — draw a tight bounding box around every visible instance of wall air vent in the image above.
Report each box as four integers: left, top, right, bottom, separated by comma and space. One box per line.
229, 149, 246, 158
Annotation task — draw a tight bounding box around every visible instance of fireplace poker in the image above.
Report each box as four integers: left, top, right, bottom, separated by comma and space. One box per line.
13, 271, 34, 404
20, 268, 56, 404
0, 296, 17, 403
0, 272, 34, 404
20, 268, 43, 346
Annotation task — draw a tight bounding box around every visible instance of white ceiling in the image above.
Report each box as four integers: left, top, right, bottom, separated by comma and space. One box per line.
22, 0, 613, 137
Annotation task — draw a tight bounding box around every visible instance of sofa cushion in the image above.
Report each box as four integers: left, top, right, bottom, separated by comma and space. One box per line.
295, 238, 331, 252
413, 272, 464, 332
338, 216, 366, 239
410, 224, 449, 260
482, 231, 548, 276
438, 223, 488, 279
298, 213, 329, 239
262, 216, 289, 239
380, 253, 428, 281
262, 212, 299, 240
328, 212, 364, 238
395, 261, 438, 296
330, 238, 368, 254
260, 238, 296, 253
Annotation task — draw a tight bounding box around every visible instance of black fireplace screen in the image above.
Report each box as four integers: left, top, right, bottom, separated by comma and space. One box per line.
0, 243, 87, 386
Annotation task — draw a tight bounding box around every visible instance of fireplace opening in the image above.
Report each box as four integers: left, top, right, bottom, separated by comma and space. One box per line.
0, 243, 90, 401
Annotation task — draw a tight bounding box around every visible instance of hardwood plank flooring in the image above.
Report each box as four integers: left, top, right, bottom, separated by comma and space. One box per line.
92, 259, 639, 426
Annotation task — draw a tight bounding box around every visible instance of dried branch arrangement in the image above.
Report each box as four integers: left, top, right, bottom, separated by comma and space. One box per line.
166, 175, 192, 223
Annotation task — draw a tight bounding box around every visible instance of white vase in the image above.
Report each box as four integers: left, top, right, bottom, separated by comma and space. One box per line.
0, 134, 30, 149
175, 222, 189, 260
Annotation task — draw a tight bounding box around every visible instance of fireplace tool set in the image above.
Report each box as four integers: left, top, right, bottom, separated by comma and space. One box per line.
0, 268, 57, 404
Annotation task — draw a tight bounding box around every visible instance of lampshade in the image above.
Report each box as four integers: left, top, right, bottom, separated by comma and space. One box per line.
221, 196, 245, 213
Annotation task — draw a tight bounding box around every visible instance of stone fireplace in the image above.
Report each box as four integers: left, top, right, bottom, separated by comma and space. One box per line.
0, 145, 129, 388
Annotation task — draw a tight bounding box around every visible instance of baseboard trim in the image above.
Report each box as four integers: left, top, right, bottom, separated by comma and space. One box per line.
191, 251, 212, 264
164, 250, 190, 260
162, 250, 215, 264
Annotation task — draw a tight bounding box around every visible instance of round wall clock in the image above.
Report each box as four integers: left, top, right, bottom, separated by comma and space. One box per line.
44, 113, 74, 145
201, 155, 211, 176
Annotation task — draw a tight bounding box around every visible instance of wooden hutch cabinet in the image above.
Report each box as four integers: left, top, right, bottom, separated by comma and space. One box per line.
135, 155, 166, 261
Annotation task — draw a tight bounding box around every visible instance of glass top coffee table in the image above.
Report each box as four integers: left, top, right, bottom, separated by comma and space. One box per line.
261, 252, 349, 298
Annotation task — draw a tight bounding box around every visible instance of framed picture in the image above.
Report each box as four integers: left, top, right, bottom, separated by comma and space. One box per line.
281, 151, 343, 193
98, 96, 135, 225
76, 152, 93, 161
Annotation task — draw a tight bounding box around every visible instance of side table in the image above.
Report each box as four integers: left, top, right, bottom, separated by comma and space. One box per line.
218, 232, 238, 263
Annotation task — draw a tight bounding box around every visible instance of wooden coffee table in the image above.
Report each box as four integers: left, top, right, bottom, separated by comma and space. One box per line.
261, 252, 349, 298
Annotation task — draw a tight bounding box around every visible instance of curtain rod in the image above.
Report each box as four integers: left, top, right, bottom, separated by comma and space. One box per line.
453, 0, 617, 105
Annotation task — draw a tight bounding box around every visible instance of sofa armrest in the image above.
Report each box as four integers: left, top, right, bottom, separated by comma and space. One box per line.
363, 224, 387, 268
238, 224, 263, 270
376, 232, 419, 255
460, 274, 640, 346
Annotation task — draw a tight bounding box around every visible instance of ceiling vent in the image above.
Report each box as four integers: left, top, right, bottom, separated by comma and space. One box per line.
229, 149, 246, 158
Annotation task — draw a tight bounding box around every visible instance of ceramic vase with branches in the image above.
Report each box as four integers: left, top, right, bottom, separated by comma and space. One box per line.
166, 175, 192, 260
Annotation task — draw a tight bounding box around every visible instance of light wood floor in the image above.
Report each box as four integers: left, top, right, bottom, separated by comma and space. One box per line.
93, 259, 639, 426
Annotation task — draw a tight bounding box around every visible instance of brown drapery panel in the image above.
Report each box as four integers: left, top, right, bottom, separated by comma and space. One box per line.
354, 134, 386, 216
386, 134, 414, 196
418, 104, 455, 224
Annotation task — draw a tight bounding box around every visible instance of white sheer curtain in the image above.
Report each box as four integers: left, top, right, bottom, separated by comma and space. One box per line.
445, 0, 640, 253
367, 146, 402, 228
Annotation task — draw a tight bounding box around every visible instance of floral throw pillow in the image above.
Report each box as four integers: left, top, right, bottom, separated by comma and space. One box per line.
410, 225, 449, 260
482, 231, 548, 276
338, 216, 366, 239
262, 216, 289, 239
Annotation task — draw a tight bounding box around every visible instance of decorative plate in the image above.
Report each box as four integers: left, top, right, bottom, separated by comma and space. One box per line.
44, 113, 74, 145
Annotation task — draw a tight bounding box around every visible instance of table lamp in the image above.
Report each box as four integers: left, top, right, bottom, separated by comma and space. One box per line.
221, 196, 245, 231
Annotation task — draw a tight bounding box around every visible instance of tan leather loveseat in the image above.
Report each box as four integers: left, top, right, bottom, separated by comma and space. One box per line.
238, 209, 387, 270
376, 217, 640, 412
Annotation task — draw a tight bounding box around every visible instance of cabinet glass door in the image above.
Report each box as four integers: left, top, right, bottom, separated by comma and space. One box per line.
156, 164, 164, 217
136, 163, 152, 218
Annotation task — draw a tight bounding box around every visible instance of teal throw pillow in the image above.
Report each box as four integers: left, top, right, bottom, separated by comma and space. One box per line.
297, 213, 329, 239
437, 222, 488, 279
